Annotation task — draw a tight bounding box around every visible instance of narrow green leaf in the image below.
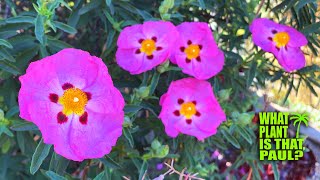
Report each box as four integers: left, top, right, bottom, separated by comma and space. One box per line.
0, 48, 15, 62
236, 125, 252, 145
94, 171, 107, 180
0, 61, 20, 75
124, 104, 142, 114
34, 15, 45, 44
6, 16, 35, 24
52, 21, 77, 34
45, 171, 66, 180
296, 0, 316, 10
149, 71, 160, 96
30, 139, 52, 174
282, 79, 294, 105
138, 161, 148, 180
99, 155, 122, 169
246, 60, 257, 87
49, 153, 70, 175
221, 128, 240, 149
123, 128, 134, 148
79, 0, 102, 15
0, 39, 13, 49
301, 22, 320, 34
10, 121, 38, 131
198, 0, 206, 9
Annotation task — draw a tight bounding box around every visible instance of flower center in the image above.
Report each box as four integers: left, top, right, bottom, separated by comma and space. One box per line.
59, 88, 88, 116
185, 44, 200, 60
180, 102, 196, 119
273, 32, 290, 48
140, 39, 156, 56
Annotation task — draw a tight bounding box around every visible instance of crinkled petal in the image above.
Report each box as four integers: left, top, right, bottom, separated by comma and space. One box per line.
275, 47, 306, 72
193, 49, 225, 80
284, 26, 308, 47
249, 18, 281, 53
176, 22, 211, 44
117, 24, 144, 49
54, 48, 100, 89
69, 110, 123, 160
116, 48, 144, 74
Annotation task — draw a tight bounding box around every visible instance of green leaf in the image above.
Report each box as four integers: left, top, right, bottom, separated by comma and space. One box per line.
79, 0, 102, 15
221, 128, 240, 149
149, 71, 160, 96
10, 121, 38, 131
0, 126, 13, 137
30, 138, 52, 175
6, 16, 35, 24
52, 21, 77, 34
0, 48, 15, 62
296, 0, 316, 10
49, 153, 69, 175
0, 39, 13, 49
34, 15, 45, 44
123, 127, 134, 148
236, 125, 252, 145
198, 0, 206, 9
45, 171, 66, 180
99, 155, 122, 169
301, 22, 320, 34
138, 161, 148, 180
0, 61, 20, 75
124, 104, 142, 114
94, 171, 108, 180
246, 60, 257, 87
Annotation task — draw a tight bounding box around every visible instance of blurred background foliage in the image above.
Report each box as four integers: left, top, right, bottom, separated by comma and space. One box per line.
0, 0, 319, 179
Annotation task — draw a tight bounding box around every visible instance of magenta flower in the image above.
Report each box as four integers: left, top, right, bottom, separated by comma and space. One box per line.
116, 21, 179, 74
159, 78, 226, 140
18, 48, 125, 161
171, 22, 224, 80
249, 18, 308, 72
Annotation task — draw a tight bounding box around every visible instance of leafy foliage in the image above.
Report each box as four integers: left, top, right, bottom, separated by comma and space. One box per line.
0, 0, 319, 179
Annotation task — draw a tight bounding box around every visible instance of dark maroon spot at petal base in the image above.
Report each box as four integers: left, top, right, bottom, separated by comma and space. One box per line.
152, 36, 157, 42
187, 40, 192, 45
180, 47, 185, 52
85, 92, 92, 100
156, 47, 163, 51
285, 46, 288, 51
186, 119, 192, 124
178, 98, 184, 104
186, 58, 191, 63
147, 55, 154, 60
196, 57, 201, 62
62, 83, 74, 90
199, 45, 203, 50
276, 47, 280, 51
268, 37, 273, 41
139, 39, 144, 43
57, 112, 68, 124
195, 111, 201, 117
271, 30, 277, 34
173, 110, 180, 116
79, 112, 88, 125
135, 49, 141, 54
49, 93, 59, 103
192, 101, 197, 105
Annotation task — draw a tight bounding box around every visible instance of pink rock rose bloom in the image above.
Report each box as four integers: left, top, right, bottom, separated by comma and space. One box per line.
18, 48, 125, 161
171, 22, 224, 80
159, 78, 226, 140
249, 18, 308, 72
116, 21, 179, 74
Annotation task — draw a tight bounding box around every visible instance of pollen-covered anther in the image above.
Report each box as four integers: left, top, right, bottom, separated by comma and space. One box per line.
273, 32, 290, 48
140, 39, 156, 56
58, 88, 89, 116
180, 102, 197, 119
184, 44, 201, 60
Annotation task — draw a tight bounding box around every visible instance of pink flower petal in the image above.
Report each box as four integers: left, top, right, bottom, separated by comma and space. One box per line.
117, 24, 144, 49
275, 47, 306, 72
